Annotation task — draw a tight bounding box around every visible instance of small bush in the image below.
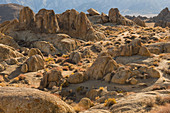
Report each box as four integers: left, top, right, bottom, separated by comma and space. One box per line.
104, 98, 117, 107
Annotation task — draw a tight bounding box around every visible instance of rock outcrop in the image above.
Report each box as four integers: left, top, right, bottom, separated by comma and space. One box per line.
32, 41, 59, 55
133, 17, 146, 27
67, 72, 85, 84
0, 87, 75, 113
87, 8, 100, 16
69, 52, 82, 64
0, 44, 23, 62
58, 9, 106, 41
0, 33, 20, 49
28, 48, 43, 57
35, 9, 60, 33
109, 8, 134, 26
19, 7, 35, 30
45, 34, 81, 54
153, 7, 170, 28
86, 52, 118, 80
39, 68, 64, 89
108, 38, 151, 57
0, 19, 19, 34
21, 55, 44, 72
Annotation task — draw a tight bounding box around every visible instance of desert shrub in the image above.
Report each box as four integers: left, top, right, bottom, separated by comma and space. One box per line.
104, 98, 117, 107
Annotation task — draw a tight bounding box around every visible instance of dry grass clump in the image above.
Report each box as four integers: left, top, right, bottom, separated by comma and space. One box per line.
104, 98, 117, 107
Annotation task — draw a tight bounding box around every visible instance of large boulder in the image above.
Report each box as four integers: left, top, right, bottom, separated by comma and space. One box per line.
0, 19, 19, 34
19, 7, 35, 30
133, 17, 146, 27
0, 33, 20, 49
108, 8, 134, 26
35, 9, 59, 33
39, 68, 64, 89
86, 52, 118, 80
101, 12, 109, 23
87, 8, 100, 16
45, 34, 81, 54
67, 72, 85, 84
28, 48, 43, 57
21, 55, 44, 72
69, 52, 82, 64
58, 9, 106, 41
0, 44, 23, 62
88, 15, 102, 24
32, 41, 59, 55
0, 87, 75, 113
111, 67, 132, 84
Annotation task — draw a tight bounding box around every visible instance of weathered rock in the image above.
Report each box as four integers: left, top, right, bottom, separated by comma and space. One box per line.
19, 7, 35, 30
78, 98, 93, 109
133, 17, 146, 27
28, 48, 43, 57
146, 42, 170, 54
103, 73, 112, 82
153, 7, 170, 28
21, 63, 28, 73
109, 8, 134, 26
39, 68, 63, 89
86, 87, 108, 100
88, 15, 102, 24
67, 72, 84, 84
22, 55, 44, 72
5, 58, 18, 65
87, 8, 100, 16
70, 52, 82, 64
86, 52, 118, 80
138, 46, 151, 56
45, 34, 81, 54
129, 77, 138, 85
109, 38, 152, 57
0, 19, 19, 34
32, 41, 59, 55
35, 9, 59, 33
0, 33, 20, 49
0, 64, 5, 72
137, 64, 161, 78
101, 12, 109, 23
0, 87, 75, 113
111, 67, 132, 84
147, 67, 161, 78
58, 9, 105, 41
0, 44, 23, 62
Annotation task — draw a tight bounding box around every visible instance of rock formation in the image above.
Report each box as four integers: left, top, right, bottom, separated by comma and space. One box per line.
133, 17, 146, 27
86, 52, 118, 80
35, 9, 60, 33
108, 38, 151, 57
109, 8, 134, 26
21, 55, 44, 72
39, 68, 64, 89
0, 33, 20, 49
0, 44, 23, 62
19, 7, 35, 30
32, 41, 59, 55
0, 87, 75, 113
87, 8, 100, 16
58, 9, 106, 41
154, 7, 170, 27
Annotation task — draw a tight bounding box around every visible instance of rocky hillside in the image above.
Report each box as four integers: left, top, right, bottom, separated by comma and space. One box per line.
0, 3, 23, 23
0, 0, 169, 15
0, 6, 169, 113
